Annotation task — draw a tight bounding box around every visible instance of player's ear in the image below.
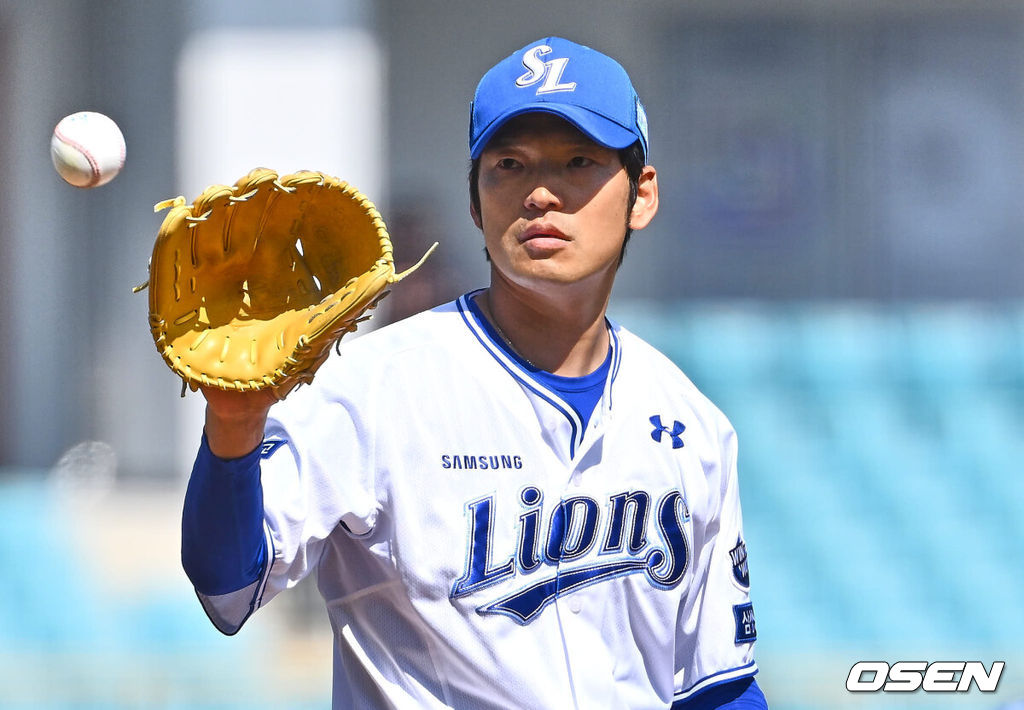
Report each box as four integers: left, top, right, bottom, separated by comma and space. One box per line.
628, 166, 658, 231
469, 200, 483, 230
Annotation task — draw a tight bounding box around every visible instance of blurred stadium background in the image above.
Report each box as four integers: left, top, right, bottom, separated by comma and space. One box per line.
1, 0, 1022, 707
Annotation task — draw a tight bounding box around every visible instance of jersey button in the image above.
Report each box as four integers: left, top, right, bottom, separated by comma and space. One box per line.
569, 597, 582, 614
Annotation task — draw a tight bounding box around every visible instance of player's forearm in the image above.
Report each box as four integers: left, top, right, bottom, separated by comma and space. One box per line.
181, 433, 268, 595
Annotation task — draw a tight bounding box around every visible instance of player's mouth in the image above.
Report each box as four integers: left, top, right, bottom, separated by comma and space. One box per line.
518, 223, 569, 241
517, 223, 570, 252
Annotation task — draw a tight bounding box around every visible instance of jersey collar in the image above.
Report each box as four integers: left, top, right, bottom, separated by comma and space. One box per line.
455, 290, 622, 460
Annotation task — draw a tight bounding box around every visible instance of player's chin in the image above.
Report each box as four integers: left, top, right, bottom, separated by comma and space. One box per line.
504, 261, 590, 291
495, 245, 604, 287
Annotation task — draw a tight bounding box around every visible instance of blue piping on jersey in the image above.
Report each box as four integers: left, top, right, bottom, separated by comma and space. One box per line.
254, 524, 276, 612
606, 322, 623, 409
457, 292, 589, 458
673, 661, 759, 702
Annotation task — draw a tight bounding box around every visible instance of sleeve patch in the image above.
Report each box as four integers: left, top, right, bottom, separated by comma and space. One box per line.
733, 602, 757, 644
729, 536, 749, 587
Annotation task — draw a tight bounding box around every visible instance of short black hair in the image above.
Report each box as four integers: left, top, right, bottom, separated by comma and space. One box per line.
469, 140, 646, 265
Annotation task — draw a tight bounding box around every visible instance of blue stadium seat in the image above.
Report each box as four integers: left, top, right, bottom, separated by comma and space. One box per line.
786, 305, 899, 392
897, 306, 1014, 391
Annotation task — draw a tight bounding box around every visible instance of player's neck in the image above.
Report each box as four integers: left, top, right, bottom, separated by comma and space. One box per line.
480, 279, 611, 377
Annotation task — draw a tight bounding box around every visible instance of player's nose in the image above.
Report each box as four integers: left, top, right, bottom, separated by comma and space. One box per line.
524, 184, 562, 212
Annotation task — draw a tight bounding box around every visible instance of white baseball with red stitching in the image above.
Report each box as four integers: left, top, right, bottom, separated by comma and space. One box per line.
50, 111, 126, 188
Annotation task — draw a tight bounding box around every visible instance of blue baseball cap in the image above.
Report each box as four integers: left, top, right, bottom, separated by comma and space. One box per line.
469, 37, 649, 161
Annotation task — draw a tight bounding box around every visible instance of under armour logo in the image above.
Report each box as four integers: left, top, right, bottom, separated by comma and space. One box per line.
650, 415, 685, 449
516, 45, 577, 94
260, 439, 287, 459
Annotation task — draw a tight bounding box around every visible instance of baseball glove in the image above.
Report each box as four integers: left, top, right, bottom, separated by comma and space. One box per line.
137, 168, 435, 398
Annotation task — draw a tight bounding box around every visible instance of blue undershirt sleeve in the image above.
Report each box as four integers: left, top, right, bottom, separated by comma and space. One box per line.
181, 433, 268, 596
673, 677, 768, 710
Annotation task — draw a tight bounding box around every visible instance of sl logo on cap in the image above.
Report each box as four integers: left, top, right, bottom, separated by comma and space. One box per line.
515, 44, 577, 95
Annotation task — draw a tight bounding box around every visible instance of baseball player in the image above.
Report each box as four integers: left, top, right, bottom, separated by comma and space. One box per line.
180, 36, 767, 709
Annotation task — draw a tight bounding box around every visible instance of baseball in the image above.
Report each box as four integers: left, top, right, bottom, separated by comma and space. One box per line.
50, 111, 126, 188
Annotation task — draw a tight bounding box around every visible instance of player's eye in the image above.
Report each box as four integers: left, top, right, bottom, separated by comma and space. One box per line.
495, 157, 522, 170
568, 156, 594, 168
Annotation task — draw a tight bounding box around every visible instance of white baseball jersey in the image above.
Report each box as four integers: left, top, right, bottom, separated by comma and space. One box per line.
197, 291, 758, 709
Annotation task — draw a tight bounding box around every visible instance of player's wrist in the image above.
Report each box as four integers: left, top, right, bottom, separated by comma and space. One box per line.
202, 391, 273, 459
203, 417, 266, 460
